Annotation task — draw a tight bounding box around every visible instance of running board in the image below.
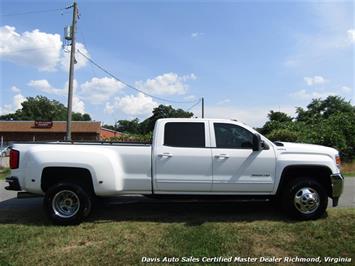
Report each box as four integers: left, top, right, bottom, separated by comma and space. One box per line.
17, 192, 42, 199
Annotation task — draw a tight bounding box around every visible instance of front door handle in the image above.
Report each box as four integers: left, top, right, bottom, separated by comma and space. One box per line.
215, 154, 229, 159
158, 152, 173, 158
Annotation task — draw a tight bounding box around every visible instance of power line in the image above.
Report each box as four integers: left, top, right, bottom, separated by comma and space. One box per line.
1, 8, 65, 17
77, 49, 200, 104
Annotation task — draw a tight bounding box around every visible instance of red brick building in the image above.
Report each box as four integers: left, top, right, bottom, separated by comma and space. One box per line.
100, 127, 123, 139
0, 121, 101, 142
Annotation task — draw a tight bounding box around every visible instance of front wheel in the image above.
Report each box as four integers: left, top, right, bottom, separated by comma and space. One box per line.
282, 178, 328, 220
44, 183, 92, 225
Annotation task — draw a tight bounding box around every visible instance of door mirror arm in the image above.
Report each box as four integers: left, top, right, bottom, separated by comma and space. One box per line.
252, 134, 262, 151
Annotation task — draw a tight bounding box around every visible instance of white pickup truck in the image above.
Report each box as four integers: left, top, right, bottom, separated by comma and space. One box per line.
5, 118, 344, 224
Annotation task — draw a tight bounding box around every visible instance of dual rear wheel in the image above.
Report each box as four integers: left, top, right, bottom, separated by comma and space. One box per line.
43, 183, 93, 225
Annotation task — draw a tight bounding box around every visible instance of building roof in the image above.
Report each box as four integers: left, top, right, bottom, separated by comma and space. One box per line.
0, 121, 101, 133
100, 127, 122, 133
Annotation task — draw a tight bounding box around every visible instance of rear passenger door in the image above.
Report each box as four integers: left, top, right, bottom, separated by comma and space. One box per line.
153, 121, 212, 193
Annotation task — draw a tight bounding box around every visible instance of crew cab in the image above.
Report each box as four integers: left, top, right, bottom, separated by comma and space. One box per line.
5, 118, 344, 224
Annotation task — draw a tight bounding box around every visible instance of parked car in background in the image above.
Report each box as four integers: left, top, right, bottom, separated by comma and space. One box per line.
0, 146, 10, 157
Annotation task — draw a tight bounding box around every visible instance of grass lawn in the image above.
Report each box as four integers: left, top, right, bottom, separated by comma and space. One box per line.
0, 168, 10, 180
0, 206, 354, 266
0, 162, 353, 265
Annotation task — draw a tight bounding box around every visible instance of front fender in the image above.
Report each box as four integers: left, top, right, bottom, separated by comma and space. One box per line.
273, 153, 338, 194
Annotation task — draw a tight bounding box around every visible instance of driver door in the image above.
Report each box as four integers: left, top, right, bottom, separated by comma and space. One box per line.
211, 122, 276, 193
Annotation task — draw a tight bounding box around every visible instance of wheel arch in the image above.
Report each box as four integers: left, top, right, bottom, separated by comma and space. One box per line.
41, 166, 95, 195
276, 165, 332, 198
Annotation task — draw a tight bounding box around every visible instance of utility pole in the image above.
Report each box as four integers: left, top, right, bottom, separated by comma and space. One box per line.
201, 97, 204, 118
66, 1, 78, 141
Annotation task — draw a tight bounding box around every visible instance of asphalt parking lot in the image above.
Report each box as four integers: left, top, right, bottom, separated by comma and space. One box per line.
0, 178, 354, 224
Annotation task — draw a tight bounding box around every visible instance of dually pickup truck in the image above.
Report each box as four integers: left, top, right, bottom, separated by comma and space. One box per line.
6, 118, 344, 224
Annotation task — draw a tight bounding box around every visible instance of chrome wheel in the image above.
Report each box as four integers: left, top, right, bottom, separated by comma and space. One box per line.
52, 190, 80, 218
294, 187, 320, 214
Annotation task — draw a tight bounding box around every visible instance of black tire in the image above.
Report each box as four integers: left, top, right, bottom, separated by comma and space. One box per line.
44, 182, 92, 225
281, 177, 328, 220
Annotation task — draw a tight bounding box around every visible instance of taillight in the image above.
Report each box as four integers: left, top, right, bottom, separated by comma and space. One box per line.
335, 155, 341, 168
10, 149, 20, 169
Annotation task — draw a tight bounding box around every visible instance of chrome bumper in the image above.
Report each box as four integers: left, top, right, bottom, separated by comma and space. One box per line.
330, 173, 344, 207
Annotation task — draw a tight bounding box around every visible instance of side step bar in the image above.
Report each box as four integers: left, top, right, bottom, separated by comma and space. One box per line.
17, 192, 42, 199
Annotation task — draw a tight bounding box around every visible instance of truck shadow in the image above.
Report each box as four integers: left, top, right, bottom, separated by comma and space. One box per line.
91, 197, 288, 226
0, 196, 310, 226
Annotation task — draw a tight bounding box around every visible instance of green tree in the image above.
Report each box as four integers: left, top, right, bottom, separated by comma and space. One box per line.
258, 111, 293, 135
16, 96, 67, 120
268, 111, 293, 123
296, 96, 353, 122
114, 105, 194, 135
0, 95, 91, 121
72, 113, 91, 121
259, 96, 355, 160
265, 128, 299, 142
117, 118, 141, 134
140, 105, 193, 134
102, 124, 116, 131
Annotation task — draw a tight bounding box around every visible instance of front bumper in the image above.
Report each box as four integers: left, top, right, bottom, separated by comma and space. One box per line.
5, 176, 21, 191
330, 173, 344, 207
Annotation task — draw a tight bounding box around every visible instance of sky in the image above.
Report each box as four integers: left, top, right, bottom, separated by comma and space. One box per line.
0, 0, 354, 127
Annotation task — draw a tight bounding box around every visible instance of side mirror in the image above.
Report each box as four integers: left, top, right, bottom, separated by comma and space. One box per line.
261, 140, 270, 150
252, 134, 262, 151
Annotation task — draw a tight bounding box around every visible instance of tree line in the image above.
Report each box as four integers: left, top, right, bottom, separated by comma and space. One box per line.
110, 96, 354, 160
257, 96, 354, 160
102, 105, 193, 143
0, 96, 91, 121
1, 95, 353, 159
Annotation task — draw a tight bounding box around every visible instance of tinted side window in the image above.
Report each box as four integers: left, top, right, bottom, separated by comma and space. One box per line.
164, 122, 205, 148
214, 123, 254, 149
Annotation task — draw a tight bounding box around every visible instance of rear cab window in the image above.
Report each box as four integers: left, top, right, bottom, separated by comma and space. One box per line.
164, 122, 205, 148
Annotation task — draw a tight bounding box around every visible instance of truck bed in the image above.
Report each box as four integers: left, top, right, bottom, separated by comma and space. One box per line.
11, 140, 152, 146
10, 141, 153, 196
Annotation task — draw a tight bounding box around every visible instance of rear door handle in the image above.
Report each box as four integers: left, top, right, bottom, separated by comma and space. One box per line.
158, 152, 173, 157
215, 154, 229, 159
